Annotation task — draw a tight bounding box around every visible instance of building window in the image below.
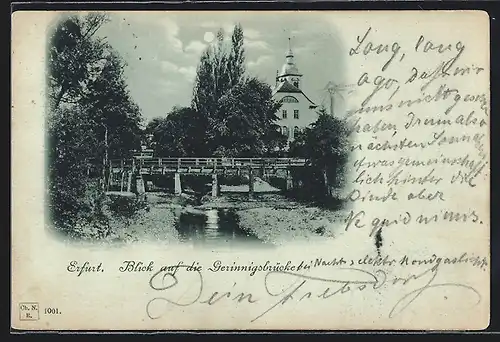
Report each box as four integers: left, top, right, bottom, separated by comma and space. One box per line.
281, 96, 299, 103
282, 126, 289, 138
294, 126, 300, 137
282, 110, 287, 119
294, 110, 299, 119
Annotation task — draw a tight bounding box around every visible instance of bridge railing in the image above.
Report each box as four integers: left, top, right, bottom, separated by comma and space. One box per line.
109, 157, 308, 170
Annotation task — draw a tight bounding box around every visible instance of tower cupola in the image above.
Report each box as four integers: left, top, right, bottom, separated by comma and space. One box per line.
277, 37, 302, 89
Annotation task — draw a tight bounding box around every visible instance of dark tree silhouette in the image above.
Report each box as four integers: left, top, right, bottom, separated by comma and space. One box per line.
186, 23, 283, 157
46, 14, 143, 237
289, 107, 349, 199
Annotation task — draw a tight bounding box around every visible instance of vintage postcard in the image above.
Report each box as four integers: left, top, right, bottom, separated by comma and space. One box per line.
11, 10, 490, 330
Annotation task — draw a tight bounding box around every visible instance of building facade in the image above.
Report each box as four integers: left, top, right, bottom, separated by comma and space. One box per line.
272, 38, 318, 142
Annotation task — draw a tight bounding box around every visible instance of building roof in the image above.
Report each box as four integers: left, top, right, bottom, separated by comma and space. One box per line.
275, 80, 302, 93
273, 80, 318, 107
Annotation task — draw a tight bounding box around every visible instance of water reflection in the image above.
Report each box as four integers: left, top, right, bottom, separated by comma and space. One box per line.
174, 208, 265, 247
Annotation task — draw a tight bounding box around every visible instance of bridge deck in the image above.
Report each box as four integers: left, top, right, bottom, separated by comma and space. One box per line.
110, 157, 308, 175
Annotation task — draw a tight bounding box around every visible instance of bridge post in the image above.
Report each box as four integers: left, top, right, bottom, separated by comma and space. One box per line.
106, 167, 112, 191
120, 171, 125, 192
211, 173, 219, 197
118, 160, 124, 192
248, 167, 254, 198
174, 173, 182, 195
136, 175, 146, 195
286, 170, 293, 191
127, 171, 133, 192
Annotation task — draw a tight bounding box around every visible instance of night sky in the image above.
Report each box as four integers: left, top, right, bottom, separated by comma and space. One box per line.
97, 11, 346, 122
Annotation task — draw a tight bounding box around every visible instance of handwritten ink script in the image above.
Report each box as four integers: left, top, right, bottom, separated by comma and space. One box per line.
144, 254, 486, 323
340, 24, 489, 251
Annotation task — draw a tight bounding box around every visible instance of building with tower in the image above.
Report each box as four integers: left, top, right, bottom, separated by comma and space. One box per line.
272, 38, 318, 142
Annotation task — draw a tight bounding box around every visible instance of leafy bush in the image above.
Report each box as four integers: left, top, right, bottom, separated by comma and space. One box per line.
105, 193, 146, 221
288, 108, 350, 206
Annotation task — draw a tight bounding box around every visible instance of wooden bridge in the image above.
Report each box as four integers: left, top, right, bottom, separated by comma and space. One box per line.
107, 157, 309, 197
110, 157, 308, 175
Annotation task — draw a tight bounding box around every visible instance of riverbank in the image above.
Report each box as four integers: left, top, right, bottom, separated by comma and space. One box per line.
199, 177, 347, 244
238, 206, 343, 245
198, 193, 345, 245
97, 183, 347, 245
78, 192, 188, 244
108, 205, 180, 243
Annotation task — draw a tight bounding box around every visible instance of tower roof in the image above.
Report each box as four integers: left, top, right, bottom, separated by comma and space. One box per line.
278, 37, 301, 77
286, 37, 294, 57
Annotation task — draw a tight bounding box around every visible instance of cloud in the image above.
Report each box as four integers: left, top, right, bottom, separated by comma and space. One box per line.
200, 21, 261, 39
244, 28, 261, 40
196, 22, 270, 54
199, 21, 218, 28
160, 60, 197, 82
294, 45, 317, 54
178, 66, 197, 82
199, 21, 231, 34
157, 80, 177, 94
245, 39, 271, 51
185, 40, 207, 55
118, 14, 185, 54
160, 60, 179, 73
159, 19, 184, 53
220, 23, 260, 37
247, 55, 274, 69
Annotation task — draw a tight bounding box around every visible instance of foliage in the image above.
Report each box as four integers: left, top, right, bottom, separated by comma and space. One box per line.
106, 194, 147, 222
78, 49, 143, 159
46, 13, 143, 238
289, 107, 350, 200
227, 23, 245, 88
47, 105, 100, 229
146, 107, 205, 157
47, 13, 111, 108
213, 77, 282, 157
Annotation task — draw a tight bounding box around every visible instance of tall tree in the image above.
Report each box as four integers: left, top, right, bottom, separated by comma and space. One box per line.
47, 13, 110, 109
191, 48, 215, 151
213, 28, 230, 101
228, 23, 245, 88
79, 49, 142, 160
46, 14, 143, 235
189, 23, 282, 157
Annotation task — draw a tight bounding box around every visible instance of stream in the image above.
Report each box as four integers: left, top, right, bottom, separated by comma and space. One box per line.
173, 208, 268, 247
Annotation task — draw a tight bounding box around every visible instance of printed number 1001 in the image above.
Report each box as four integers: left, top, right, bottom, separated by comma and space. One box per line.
44, 308, 61, 315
